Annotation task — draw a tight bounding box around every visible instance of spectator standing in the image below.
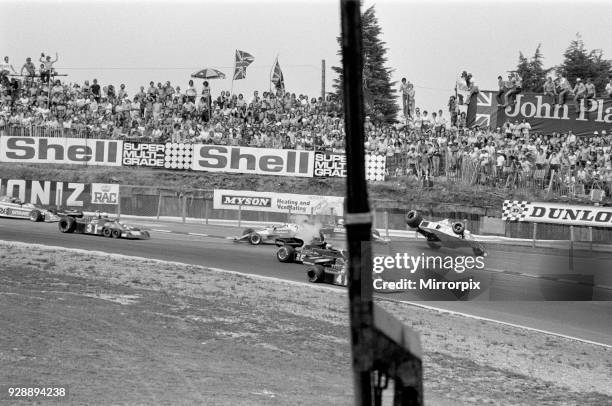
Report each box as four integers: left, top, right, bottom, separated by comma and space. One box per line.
556, 75, 571, 105
39, 52, 58, 83
91, 79, 101, 101
543, 77, 556, 103
585, 78, 596, 109
605, 77, 612, 98
572, 78, 586, 113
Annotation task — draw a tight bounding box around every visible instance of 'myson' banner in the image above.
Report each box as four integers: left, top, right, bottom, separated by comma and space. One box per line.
213, 189, 344, 216
469, 91, 612, 136
502, 200, 612, 228
0, 179, 119, 207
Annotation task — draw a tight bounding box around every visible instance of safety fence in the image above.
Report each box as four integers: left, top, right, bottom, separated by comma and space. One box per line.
110, 186, 612, 243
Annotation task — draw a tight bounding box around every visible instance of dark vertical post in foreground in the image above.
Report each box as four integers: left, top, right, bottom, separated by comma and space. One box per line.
340, 1, 423, 405
340, 0, 374, 404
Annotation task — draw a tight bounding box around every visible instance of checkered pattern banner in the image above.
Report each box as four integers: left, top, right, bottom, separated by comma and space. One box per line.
502, 200, 530, 221
365, 154, 386, 182
164, 143, 193, 170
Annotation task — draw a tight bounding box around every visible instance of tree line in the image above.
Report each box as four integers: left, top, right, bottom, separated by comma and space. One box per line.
332, 5, 612, 125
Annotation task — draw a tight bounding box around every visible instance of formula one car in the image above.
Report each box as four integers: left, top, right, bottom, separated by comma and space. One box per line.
275, 237, 349, 285
233, 223, 324, 245
0, 195, 83, 222
58, 214, 150, 239
320, 218, 388, 242
405, 210, 486, 256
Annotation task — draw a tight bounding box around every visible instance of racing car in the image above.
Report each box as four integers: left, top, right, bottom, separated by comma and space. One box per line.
320, 218, 388, 242
0, 195, 83, 222
275, 237, 349, 285
405, 210, 486, 256
233, 222, 324, 245
58, 214, 150, 239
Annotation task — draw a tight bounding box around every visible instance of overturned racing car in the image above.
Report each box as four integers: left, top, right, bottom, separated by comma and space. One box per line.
0, 195, 83, 222
405, 210, 486, 256
58, 214, 150, 240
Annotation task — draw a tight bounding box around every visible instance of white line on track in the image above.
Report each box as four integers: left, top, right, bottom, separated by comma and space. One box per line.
152, 229, 172, 233
188, 233, 209, 237
1, 239, 611, 350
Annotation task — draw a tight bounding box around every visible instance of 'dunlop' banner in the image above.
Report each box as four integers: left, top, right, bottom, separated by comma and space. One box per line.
502, 200, 612, 228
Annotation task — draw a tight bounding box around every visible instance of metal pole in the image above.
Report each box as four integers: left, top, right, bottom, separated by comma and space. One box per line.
181, 193, 186, 223
384, 210, 389, 239
589, 226, 593, 252
205, 198, 209, 225
532, 222, 537, 248
238, 205, 242, 228
569, 225, 574, 272
321, 59, 326, 100
340, 1, 374, 405
157, 190, 162, 220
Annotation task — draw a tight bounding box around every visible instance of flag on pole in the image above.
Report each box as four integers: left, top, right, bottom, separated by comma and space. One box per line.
271, 58, 285, 91
233, 50, 254, 80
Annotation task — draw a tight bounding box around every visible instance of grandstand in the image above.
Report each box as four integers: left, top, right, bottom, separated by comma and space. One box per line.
1, 61, 612, 202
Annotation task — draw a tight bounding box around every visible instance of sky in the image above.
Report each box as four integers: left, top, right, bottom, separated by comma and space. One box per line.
1, 0, 611, 113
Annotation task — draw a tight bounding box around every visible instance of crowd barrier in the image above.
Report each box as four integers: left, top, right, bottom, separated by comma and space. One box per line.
2, 178, 611, 244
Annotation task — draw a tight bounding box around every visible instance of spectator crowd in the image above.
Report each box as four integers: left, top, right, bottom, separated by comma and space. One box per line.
1, 53, 612, 199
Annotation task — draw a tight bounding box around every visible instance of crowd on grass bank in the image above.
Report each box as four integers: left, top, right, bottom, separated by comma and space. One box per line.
1, 56, 612, 199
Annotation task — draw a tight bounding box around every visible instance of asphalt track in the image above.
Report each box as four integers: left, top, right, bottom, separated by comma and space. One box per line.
1, 218, 611, 346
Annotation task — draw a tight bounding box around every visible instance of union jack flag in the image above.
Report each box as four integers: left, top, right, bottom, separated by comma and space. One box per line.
233, 50, 254, 80
271, 58, 285, 92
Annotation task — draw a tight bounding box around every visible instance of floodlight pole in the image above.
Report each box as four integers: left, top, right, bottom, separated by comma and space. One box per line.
340, 0, 374, 404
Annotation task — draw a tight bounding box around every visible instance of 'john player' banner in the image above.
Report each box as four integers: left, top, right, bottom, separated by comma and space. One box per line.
502, 200, 612, 228
314, 152, 386, 181
469, 91, 612, 136
122, 142, 193, 170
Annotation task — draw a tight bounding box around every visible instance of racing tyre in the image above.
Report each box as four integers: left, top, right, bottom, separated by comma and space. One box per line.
58, 217, 76, 233
472, 247, 485, 256
427, 241, 441, 250
102, 228, 112, 238
248, 233, 262, 245
452, 222, 465, 235
405, 210, 423, 228
242, 228, 255, 237
276, 246, 295, 263
111, 229, 121, 239
143, 231, 150, 239
29, 209, 43, 222
307, 265, 325, 283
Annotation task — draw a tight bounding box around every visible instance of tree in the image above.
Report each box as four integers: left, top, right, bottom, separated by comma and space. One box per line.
556, 33, 612, 94
332, 5, 399, 124
515, 44, 549, 93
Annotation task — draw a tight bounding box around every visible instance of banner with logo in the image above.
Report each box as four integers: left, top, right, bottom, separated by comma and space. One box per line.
192, 145, 314, 177
0, 179, 116, 207
314, 152, 386, 181
91, 183, 120, 205
0, 136, 122, 166
502, 200, 612, 228
122, 142, 193, 169
471, 91, 612, 136
213, 189, 344, 215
